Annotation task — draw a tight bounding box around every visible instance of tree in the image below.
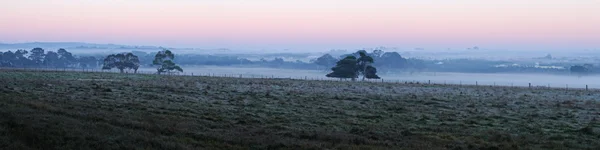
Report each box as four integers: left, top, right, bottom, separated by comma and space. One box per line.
43, 51, 60, 68
15, 49, 31, 67
0, 52, 5, 67
78, 56, 98, 69
152, 49, 182, 74
326, 56, 358, 80
102, 53, 140, 73
327, 51, 381, 81
29, 48, 45, 66
57, 48, 76, 68
376, 52, 408, 70
372, 49, 384, 58
357, 51, 376, 81
1, 51, 15, 67
570, 65, 588, 77
313, 54, 337, 70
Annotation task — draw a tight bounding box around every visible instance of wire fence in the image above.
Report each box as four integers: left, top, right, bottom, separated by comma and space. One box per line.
1, 67, 596, 91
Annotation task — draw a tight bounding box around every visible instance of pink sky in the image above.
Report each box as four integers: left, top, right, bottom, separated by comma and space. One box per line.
0, 0, 598, 50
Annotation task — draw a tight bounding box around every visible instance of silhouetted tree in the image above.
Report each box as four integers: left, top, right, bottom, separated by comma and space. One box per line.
313, 54, 337, 70
357, 51, 377, 81
13, 49, 31, 67
326, 56, 359, 80
43, 51, 60, 67
78, 56, 98, 69
376, 52, 407, 69
571, 65, 588, 77
57, 48, 76, 68
29, 48, 45, 66
1, 51, 15, 67
327, 50, 381, 81
0, 52, 5, 67
152, 49, 182, 74
372, 49, 384, 58
102, 53, 140, 73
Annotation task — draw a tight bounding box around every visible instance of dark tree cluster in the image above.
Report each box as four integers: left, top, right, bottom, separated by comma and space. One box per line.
326, 51, 380, 81
102, 53, 140, 73
152, 49, 183, 74
0, 48, 97, 68
570, 64, 595, 77
314, 49, 421, 74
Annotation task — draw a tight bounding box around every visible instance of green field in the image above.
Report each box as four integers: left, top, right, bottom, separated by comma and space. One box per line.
1, 70, 599, 149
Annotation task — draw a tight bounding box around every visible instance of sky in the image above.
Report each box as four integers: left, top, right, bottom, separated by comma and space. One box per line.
0, 0, 598, 51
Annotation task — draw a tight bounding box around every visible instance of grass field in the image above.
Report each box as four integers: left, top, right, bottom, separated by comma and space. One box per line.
1, 69, 599, 149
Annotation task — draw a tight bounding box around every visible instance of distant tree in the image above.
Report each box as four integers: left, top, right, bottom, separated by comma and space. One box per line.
1, 51, 15, 67
357, 51, 378, 81
29, 48, 45, 66
327, 50, 381, 81
152, 49, 182, 74
78, 56, 98, 69
544, 54, 553, 59
2, 51, 13, 59
326, 56, 358, 80
570, 65, 588, 77
372, 49, 384, 58
272, 58, 285, 64
43, 51, 60, 68
313, 54, 337, 70
376, 52, 408, 69
0, 51, 5, 67
102, 53, 140, 73
14, 49, 31, 67
57, 48, 76, 68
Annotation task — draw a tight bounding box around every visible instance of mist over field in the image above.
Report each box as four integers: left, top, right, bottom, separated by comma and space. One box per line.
133, 66, 599, 89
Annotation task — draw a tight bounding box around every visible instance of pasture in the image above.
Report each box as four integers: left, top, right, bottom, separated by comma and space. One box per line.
1, 69, 599, 149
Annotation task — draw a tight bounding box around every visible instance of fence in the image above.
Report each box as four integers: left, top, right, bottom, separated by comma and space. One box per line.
1, 67, 596, 91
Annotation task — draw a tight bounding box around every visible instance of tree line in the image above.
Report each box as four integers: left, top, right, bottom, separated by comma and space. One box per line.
0, 48, 97, 68
0, 48, 184, 75
101, 49, 183, 74
1, 47, 423, 75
